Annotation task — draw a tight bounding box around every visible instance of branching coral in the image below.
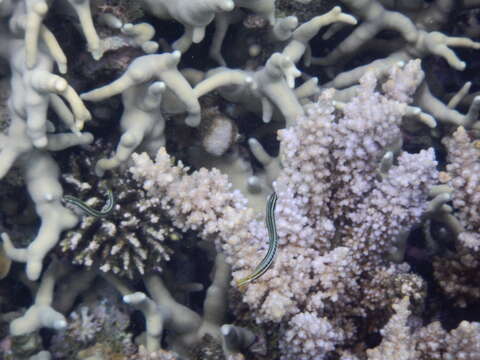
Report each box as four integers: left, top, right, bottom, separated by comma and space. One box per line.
233, 66, 436, 327
104, 253, 255, 358
2, 1, 480, 359
367, 296, 480, 360
194, 6, 357, 126
59, 144, 182, 279
431, 126, 480, 306
0, 149, 85, 281
93, 81, 166, 176
81, 51, 201, 128
0, 7, 94, 281
140, 0, 235, 52
129, 64, 439, 358
129, 147, 260, 288
319, 0, 480, 129
9, 260, 67, 336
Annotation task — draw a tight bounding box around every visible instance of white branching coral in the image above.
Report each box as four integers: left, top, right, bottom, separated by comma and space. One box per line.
279, 312, 342, 360
366, 297, 416, 360
368, 298, 480, 360
129, 63, 438, 359
130, 147, 258, 262
432, 126, 480, 306
237, 65, 437, 327
2, 0, 480, 359
443, 321, 480, 360
442, 126, 480, 249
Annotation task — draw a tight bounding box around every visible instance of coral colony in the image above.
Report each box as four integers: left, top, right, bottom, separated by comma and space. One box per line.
1, 0, 480, 359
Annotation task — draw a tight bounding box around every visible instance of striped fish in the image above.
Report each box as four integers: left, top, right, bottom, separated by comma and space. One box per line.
64, 189, 115, 217
237, 192, 278, 287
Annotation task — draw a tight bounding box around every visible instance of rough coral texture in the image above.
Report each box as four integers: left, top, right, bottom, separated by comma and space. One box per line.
130, 67, 439, 359
366, 297, 480, 360
433, 126, 480, 306
130, 147, 256, 261
279, 311, 342, 360
2, 0, 480, 359
366, 297, 416, 360
58, 144, 182, 278
238, 69, 436, 323
442, 127, 480, 249
50, 292, 135, 358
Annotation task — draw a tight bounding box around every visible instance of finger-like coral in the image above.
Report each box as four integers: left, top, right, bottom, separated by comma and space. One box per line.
3, 1, 480, 359
9, 260, 67, 336
140, 0, 234, 52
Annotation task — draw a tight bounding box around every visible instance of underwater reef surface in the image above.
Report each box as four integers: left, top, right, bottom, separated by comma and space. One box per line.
1, 0, 480, 359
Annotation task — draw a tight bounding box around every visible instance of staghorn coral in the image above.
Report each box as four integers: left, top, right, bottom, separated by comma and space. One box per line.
441, 321, 480, 359
58, 143, 182, 279
129, 147, 255, 251
2, 1, 480, 359
366, 296, 417, 360
129, 64, 439, 359
233, 66, 436, 325
432, 126, 480, 306
441, 126, 480, 249
279, 311, 342, 360
239, 69, 435, 359
367, 296, 480, 360
140, 0, 235, 52
0, 8, 97, 280
414, 321, 447, 360
103, 253, 255, 359
8, 260, 67, 337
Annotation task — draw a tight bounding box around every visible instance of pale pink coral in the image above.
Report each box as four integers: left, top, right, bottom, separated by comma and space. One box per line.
443, 126, 480, 249
129, 63, 439, 359
433, 126, 480, 306
280, 311, 342, 360
368, 298, 480, 360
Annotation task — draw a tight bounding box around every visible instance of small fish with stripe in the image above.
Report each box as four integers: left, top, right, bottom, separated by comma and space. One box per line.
63, 189, 115, 217
237, 192, 279, 287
